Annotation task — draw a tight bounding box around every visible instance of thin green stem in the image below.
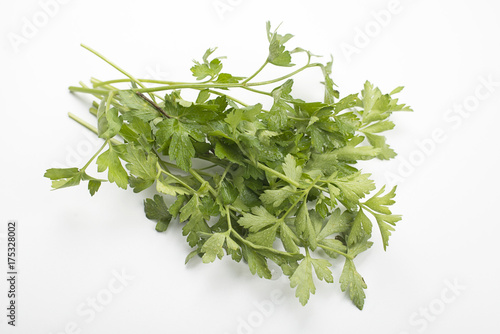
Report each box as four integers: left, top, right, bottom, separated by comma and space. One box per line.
69, 86, 112, 95
242, 60, 268, 84
158, 166, 197, 194
68, 113, 121, 146
189, 168, 217, 197
81, 45, 144, 90
93, 78, 181, 87
240, 86, 272, 97
278, 192, 306, 222
105, 90, 115, 112
251, 160, 301, 188
82, 140, 108, 171
318, 244, 351, 259
248, 62, 313, 86
229, 225, 301, 258
218, 164, 232, 188
80, 44, 157, 102
196, 163, 220, 171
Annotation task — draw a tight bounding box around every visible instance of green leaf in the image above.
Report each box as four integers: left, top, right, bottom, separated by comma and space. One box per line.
168, 195, 186, 218
374, 214, 401, 251
390, 86, 405, 95
330, 171, 375, 204
96, 145, 128, 189
361, 120, 395, 134
214, 141, 244, 165
50, 173, 82, 189
191, 48, 224, 80
334, 94, 360, 113
196, 89, 210, 104
219, 179, 239, 205
201, 233, 226, 263
118, 90, 160, 122
364, 133, 396, 160
247, 225, 278, 248
215, 73, 243, 83
44, 168, 80, 180
179, 195, 211, 247
144, 194, 172, 232
169, 128, 196, 172
279, 223, 300, 253
88, 180, 101, 196
311, 258, 334, 283
317, 209, 353, 240
347, 209, 372, 247
242, 245, 272, 279
266, 79, 293, 130
347, 235, 373, 258
97, 99, 123, 140
318, 239, 347, 259
238, 206, 279, 233
267, 22, 294, 67
364, 186, 397, 214
124, 145, 157, 181
290, 256, 315, 305
224, 104, 262, 131
260, 185, 296, 207
364, 186, 401, 250
339, 258, 367, 310
321, 58, 339, 104
282, 154, 302, 184
332, 144, 381, 161
156, 177, 191, 197
295, 201, 318, 250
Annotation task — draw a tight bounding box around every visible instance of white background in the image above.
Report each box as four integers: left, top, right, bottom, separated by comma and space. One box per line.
1, 0, 500, 333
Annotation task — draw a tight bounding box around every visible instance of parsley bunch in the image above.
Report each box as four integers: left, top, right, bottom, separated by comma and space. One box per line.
45, 22, 412, 309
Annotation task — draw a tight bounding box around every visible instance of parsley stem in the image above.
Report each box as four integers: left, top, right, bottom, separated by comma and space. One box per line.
69, 86, 113, 95
189, 168, 217, 197
67, 113, 121, 146
158, 167, 197, 194
278, 177, 319, 222
279, 193, 306, 222
252, 161, 301, 188
80, 44, 157, 102
359, 204, 378, 217
318, 244, 351, 259
229, 225, 301, 258
242, 60, 268, 84
248, 62, 313, 87
93, 78, 181, 87
218, 164, 232, 188
225, 205, 302, 258
82, 140, 108, 171
240, 86, 272, 97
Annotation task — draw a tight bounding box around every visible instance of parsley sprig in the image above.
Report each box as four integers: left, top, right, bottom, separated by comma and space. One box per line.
45, 22, 412, 309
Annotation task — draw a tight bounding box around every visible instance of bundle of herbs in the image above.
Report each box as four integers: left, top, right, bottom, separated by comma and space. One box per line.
45, 22, 412, 309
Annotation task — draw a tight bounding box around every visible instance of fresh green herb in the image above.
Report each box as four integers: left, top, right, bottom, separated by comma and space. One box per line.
45, 22, 412, 309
